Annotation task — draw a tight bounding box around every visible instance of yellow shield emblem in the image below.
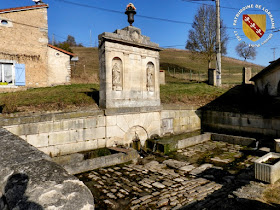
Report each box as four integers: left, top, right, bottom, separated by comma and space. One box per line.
243, 14, 266, 41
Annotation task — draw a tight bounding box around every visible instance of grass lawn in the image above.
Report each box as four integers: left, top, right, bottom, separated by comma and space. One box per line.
0, 84, 99, 114
160, 75, 228, 107
0, 75, 229, 114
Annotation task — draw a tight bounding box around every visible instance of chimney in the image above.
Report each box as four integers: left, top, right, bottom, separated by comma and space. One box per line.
33, 0, 44, 5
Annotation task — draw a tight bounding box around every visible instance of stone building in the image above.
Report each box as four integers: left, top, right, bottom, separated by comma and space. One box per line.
250, 58, 280, 96
0, 3, 73, 91
98, 26, 161, 109
47, 44, 74, 86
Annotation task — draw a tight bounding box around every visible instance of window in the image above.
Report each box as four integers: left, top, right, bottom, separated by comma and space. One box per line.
0, 63, 14, 85
0, 62, 25, 86
1, 20, 8, 25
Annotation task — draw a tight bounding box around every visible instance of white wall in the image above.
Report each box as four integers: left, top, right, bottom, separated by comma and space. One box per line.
48, 47, 71, 86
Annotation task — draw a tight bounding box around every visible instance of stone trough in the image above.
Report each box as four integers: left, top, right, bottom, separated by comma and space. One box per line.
146, 132, 256, 154
53, 147, 139, 175
254, 152, 280, 184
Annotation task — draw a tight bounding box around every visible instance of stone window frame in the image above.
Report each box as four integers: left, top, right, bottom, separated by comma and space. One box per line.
0, 59, 16, 87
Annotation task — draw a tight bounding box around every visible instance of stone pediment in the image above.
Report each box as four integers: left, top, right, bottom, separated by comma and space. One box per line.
99, 26, 161, 51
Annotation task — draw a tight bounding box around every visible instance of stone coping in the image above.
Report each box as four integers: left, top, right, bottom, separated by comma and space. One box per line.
0, 105, 200, 126
104, 106, 163, 116
99, 35, 162, 51
0, 109, 104, 126
0, 128, 94, 209
162, 104, 200, 110
98, 26, 161, 51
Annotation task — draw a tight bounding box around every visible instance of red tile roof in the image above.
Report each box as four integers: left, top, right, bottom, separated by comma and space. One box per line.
48, 44, 75, 57
0, 4, 48, 14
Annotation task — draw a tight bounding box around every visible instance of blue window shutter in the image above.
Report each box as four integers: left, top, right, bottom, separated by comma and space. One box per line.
15, 64, 25, 86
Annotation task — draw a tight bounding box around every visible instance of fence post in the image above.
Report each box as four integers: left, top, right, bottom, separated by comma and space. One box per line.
190, 70, 192, 80
174, 68, 175, 77
199, 70, 201, 82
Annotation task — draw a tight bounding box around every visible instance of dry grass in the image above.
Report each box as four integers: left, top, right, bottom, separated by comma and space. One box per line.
160, 75, 228, 107
262, 181, 280, 205
71, 47, 264, 85
0, 84, 99, 114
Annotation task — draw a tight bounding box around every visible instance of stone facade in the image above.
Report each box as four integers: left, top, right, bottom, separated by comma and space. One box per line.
250, 58, 280, 96
0, 5, 49, 88
98, 26, 161, 109
48, 45, 72, 86
0, 4, 73, 91
202, 110, 280, 138
2, 108, 201, 157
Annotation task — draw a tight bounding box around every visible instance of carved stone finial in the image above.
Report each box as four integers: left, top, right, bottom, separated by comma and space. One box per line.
125, 3, 136, 26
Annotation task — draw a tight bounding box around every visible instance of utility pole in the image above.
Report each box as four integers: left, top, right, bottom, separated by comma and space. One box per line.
90, 30, 92, 47
215, 0, 222, 86
52, 33, 55, 45
271, 48, 277, 61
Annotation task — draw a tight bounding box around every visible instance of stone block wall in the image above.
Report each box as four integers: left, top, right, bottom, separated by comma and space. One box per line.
202, 110, 280, 139
0, 6, 49, 87
161, 108, 201, 135
106, 111, 161, 147
2, 108, 201, 157
4, 111, 106, 157
47, 47, 71, 86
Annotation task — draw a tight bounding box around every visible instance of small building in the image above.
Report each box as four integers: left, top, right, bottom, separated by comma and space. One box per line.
47, 44, 74, 86
0, 3, 74, 91
250, 58, 280, 97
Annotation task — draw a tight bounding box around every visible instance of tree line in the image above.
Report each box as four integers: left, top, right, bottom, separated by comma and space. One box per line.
49, 35, 83, 53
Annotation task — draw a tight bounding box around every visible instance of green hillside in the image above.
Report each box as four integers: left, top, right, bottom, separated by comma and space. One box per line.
72, 47, 264, 85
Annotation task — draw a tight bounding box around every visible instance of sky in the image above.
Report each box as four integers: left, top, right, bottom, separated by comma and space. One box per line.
0, 0, 280, 66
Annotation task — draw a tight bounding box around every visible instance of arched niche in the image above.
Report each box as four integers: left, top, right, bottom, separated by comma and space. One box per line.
146, 62, 155, 92
112, 57, 123, 91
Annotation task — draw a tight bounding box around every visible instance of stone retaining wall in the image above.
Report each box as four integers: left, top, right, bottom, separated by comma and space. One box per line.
0, 128, 94, 209
161, 107, 201, 135
202, 110, 280, 139
2, 107, 201, 157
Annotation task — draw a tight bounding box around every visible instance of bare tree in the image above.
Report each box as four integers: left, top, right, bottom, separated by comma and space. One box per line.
235, 42, 257, 61
186, 5, 228, 69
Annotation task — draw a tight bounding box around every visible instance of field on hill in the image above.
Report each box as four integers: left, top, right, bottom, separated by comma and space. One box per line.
0, 76, 227, 114
72, 47, 264, 85
0, 47, 264, 114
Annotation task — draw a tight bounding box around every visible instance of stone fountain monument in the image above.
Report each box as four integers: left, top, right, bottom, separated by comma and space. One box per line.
98, 3, 162, 111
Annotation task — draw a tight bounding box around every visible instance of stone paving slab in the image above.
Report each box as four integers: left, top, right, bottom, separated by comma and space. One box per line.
77, 140, 271, 209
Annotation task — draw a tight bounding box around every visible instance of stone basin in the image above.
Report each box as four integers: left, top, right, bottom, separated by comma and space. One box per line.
254, 152, 280, 184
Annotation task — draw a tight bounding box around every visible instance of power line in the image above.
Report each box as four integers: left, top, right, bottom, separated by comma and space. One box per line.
181, 0, 280, 12
55, 0, 193, 25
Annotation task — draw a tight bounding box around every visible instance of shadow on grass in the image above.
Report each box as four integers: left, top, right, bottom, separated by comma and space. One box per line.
199, 84, 280, 117
83, 88, 99, 106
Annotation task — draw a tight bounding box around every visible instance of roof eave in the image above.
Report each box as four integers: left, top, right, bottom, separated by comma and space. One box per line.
250, 58, 280, 81
0, 4, 49, 14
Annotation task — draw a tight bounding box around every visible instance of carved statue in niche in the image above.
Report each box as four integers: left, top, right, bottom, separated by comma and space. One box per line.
146, 62, 154, 92
112, 58, 122, 91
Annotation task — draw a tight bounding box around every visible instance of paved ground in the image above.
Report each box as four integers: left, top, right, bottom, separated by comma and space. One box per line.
77, 141, 278, 210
